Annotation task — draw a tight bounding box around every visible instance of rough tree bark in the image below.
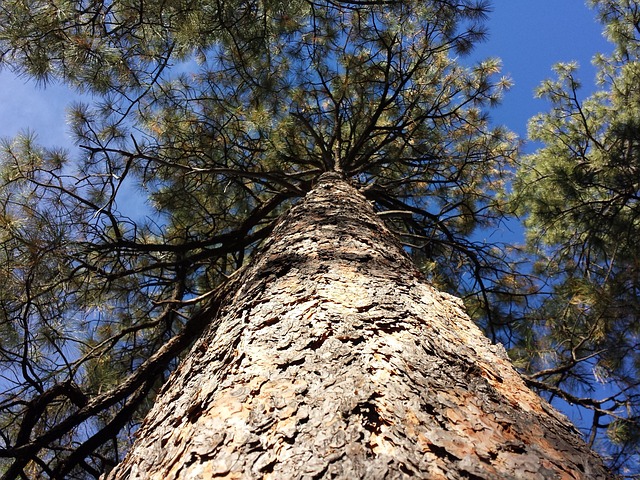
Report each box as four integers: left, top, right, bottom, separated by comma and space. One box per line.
106, 172, 609, 479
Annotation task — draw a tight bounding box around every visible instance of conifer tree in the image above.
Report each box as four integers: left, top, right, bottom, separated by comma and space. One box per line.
0, 0, 617, 477
105, 171, 609, 479
513, 0, 640, 472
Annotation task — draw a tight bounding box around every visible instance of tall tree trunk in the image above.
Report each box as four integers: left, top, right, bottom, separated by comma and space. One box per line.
106, 172, 609, 479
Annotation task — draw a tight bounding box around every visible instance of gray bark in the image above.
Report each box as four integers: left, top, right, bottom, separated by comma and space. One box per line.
106, 172, 609, 479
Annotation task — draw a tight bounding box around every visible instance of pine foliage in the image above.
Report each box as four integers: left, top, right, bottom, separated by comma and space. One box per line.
512, 0, 640, 473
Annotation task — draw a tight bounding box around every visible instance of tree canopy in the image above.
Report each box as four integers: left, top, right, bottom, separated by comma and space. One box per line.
512, 0, 640, 473
0, 0, 637, 477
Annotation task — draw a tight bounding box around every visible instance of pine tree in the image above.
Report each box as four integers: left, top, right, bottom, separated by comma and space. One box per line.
512, 0, 640, 472
0, 0, 614, 477
105, 172, 608, 479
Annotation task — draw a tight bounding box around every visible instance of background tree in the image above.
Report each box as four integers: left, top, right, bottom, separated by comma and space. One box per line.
512, 0, 640, 474
0, 0, 526, 478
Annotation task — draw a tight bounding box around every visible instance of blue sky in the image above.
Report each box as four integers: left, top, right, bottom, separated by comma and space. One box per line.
474, 1, 612, 144
0, 72, 81, 148
0, 2, 613, 150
